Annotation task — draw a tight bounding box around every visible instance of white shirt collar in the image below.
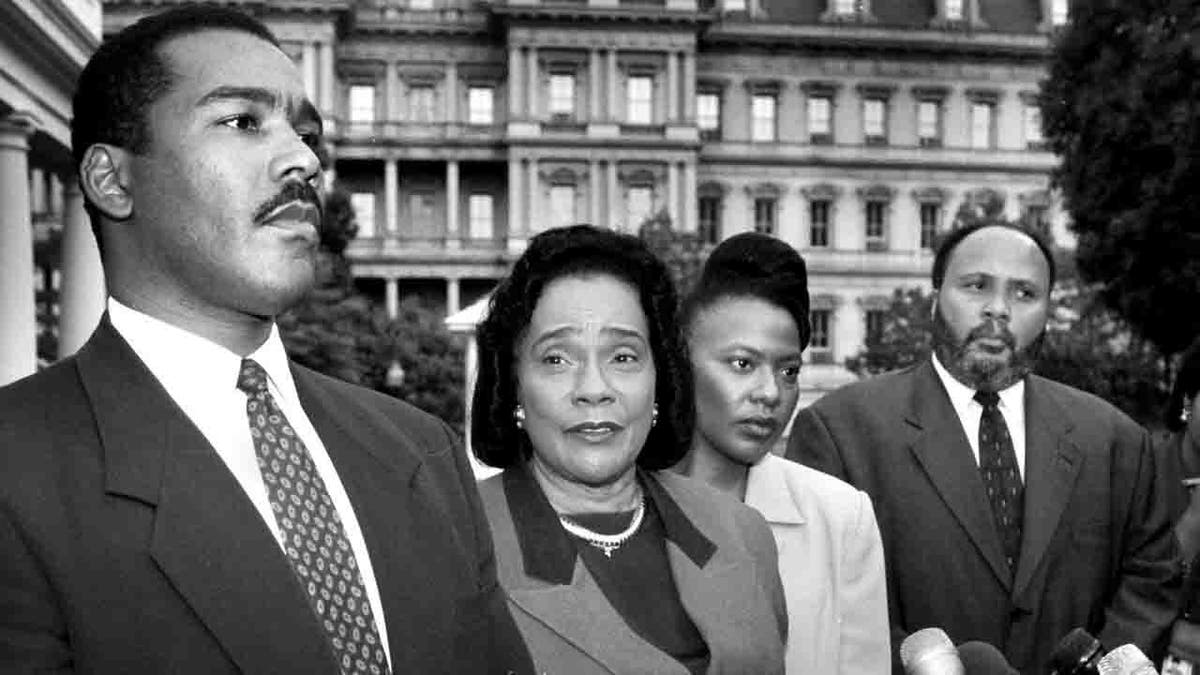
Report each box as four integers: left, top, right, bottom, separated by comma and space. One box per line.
107, 297, 297, 402
931, 352, 1025, 417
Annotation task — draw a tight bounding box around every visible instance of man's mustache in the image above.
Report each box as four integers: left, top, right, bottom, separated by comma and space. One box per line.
252, 181, 323, 224
966, 321, 1016, 349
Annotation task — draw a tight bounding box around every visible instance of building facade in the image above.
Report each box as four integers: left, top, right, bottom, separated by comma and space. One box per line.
99, 0, 1069, 402
0, 0, 104, 386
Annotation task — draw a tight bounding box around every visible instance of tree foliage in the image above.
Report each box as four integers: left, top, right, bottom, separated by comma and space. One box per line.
636, 210, 708, 295
1040, 0, 1200, 355
278, 186, 465, 432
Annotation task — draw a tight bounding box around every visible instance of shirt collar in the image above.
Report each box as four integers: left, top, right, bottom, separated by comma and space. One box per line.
930, 353, 1025, 415
503, 462, 715, 586
107, 297, 294, 400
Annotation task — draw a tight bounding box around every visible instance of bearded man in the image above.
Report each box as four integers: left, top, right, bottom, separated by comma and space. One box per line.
786, 222, 1180, 673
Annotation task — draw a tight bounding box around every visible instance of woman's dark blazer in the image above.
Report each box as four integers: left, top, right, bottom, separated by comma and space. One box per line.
477, 467, 787, 675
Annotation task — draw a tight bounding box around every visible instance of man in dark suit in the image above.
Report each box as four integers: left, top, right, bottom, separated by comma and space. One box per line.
787, 221, 1180, 672
0, 7, 532, 674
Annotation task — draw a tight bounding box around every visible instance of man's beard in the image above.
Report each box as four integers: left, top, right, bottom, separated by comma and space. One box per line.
931, 307, 1043, 392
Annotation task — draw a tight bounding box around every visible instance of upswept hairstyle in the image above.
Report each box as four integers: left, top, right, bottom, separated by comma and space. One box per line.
681, 232, 812, 351
472, 224, 694, 470
1166, 337, 1200, 431
931, 221, 1057, 290
71, 6, 280, 252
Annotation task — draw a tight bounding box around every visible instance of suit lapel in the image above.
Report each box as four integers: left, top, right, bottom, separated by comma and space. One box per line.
77, 317, 338, 674
1013, 377, 1082, 597
906, 360, 1013, 590
507, 562, 686, 675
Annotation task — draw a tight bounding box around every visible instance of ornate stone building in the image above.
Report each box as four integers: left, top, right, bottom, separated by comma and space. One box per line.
95, 0, 1068, 401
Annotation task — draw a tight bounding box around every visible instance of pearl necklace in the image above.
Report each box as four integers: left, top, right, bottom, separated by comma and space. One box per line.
557, 497, 646, 558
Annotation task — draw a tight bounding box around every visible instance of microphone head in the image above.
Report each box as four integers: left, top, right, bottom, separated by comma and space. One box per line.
901, 628, 964, 674
1050, 628, 1104, 674
1096, 644, 1157, 675
956, 641, 1019, 674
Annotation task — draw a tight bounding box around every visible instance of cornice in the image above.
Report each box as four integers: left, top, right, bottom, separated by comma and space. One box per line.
491, 2, 710, 27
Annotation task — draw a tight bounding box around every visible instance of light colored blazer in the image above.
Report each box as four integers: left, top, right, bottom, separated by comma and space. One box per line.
478, 467, 787, 675
745, 453, 890, 675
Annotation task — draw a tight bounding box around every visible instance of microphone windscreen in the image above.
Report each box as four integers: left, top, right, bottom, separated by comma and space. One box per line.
1050, 628, 1103, 674
1096, 644, 1158, 675
901, 627, 964, 674
956, 641, 1018, 674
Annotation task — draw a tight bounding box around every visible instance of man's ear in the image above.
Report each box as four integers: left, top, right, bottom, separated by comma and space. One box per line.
79, 144, 133, 220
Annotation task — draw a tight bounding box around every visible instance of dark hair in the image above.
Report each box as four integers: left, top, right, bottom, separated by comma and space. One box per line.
1166, 338, 1200, 431
472, 224, 694, 470
681, 232, 812, 351
71, 6, 280, 254
931, 222, 1057, 290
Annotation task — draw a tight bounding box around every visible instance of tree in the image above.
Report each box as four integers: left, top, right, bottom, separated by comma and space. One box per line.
1040, 0, 1200, 356
844, 199, 1169, 427
637, 210, 708, 295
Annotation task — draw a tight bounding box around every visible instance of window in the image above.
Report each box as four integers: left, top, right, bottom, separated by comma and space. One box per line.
1051, 0, 1068, 25
408, 192, 437, 236
698, 196, 722, 244
865, 309, 885, 344
809, 200, 830, 247
751, 94, 777, 142
627, 187, 654, 228
754, 197, 776, 235
863, 98, 887, 144
724, 0, 746, 10
351, 192, 377, 238
410, 0, 434, 8
970, 102, 994, 149
833, 0, 857, 14
627, 76, 653, 125
865, 201, 886, 248
468, 193, 494, 240
944, 0, 964, 20
348, 85, 375, 125
468, 87, 493, 125
407, 85, 435, 122
549, 74, 575, 117
919, 202, 941, 249
807, 96, 832, 143
697, 93, 721, 139
917, 100, 942, 147
548, 185, 576, 230
809, 309, 831, 350
1024, 204, 1049, 232
1023, 101, 1044, 149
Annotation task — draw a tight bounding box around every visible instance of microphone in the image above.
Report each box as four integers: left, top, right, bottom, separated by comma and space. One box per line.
900, 627, 965, 674
956, 641, 1018, 674
1096, 644, 1159, 675
1050, 628, 1104, 674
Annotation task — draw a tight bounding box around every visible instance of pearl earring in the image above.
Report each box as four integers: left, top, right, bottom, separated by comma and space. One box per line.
651, 403, 659, 428
513, 405, 526, 429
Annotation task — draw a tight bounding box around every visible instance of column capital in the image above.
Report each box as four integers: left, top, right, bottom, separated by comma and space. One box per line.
0, 112, 40, 151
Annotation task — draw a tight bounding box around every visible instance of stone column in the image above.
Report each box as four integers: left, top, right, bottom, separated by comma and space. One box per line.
507, 157, 523, 244
0, 112, 38, 384
589, 160, 601, 225
682, 161, 697, 233
508, 47, 523, 118
446, 277, 461, 315
445, 160, 460, 248
445, 62, 458, 124
57, 180, 106, 358
385, 277, 399, 320
607, 49, 619, 121
526, 47, 539, 119
29, 167, 44, 214
607, 160, 620, 230
319, 41, 335, 115
527, 158, 540, 233
666, 52, 679, 123
385, 61, 398, 122
302, 42, 318, 105
384, 158, 398, 235
589, 50, 602, 121
667, 161, 679, 225
682, 52, 696, 123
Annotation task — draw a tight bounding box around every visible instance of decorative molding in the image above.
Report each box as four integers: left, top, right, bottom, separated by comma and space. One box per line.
1018, 189, 1051, 207
856, 83, 895, 100
911, 186, 949, 203
911, 85, 950, 102
801, 183, 842, 201
698, 180, 728, 197
856, 183, 895, 202
745, 182, 783, 198
801, 80, 841, 97
965, 87, 1002, 104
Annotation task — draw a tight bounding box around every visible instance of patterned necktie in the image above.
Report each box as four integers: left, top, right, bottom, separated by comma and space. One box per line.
237, 358, 390, 675
974, 390, 1023, 572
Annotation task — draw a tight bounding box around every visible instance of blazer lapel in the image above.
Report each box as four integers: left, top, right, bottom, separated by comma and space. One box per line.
77, 317, 337, 674
906, 360, 1012, 591
1013, 377, 1082, 597
507, 563, 686, 675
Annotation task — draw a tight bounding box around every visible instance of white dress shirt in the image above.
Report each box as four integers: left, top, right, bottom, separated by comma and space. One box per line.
931, 353, 1027, 481
108, 298, 392, 667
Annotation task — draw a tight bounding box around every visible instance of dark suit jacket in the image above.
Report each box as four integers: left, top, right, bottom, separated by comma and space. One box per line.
0, 318, 533, 674
785, 359, 1181, 673
478, 467, 787, 675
